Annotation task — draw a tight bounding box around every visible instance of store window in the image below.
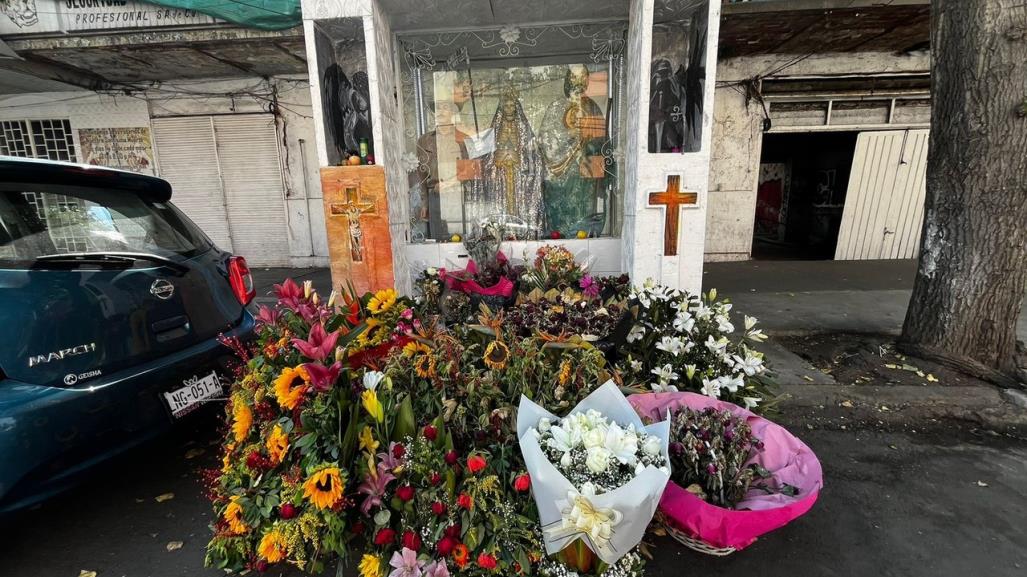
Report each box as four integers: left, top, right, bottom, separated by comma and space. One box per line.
399, 23, 627, 243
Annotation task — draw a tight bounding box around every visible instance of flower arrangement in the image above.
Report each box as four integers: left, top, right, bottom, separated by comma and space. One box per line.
205, 247, 797, 576
522, 245, 588, 292
620, 283, 771, 408
517, 382, 671, 576
667, 407, 769, 508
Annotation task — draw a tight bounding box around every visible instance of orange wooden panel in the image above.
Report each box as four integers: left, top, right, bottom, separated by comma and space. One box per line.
320, 165, 395, 294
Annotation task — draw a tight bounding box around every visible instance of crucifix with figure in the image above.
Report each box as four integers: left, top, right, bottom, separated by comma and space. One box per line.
648, 174, 698, 257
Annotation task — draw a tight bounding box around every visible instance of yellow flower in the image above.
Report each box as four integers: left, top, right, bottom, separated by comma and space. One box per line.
358, 425, 379, 455
402, 341, 435, 378
359, 554, 384, 577
231, 396, 252, 443
483, 339, 510, 370
221, 443, 236, 474
257, 529, 288, 563
303, 467, 345, 510
357, 318, 382, 347
266, 424, 289, 465
558, 360, 572, 386
224, 496, 247, 535
274, 365, 310, 410
361, 389, 384, 422
367, 288, 397, 315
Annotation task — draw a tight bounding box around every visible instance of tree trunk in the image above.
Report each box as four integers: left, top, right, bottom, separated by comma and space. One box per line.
899, 0, 1027, 387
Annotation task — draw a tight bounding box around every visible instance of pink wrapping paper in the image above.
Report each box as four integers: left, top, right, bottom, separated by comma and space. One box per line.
440, 255, 515, 298
629, 392, 823, 550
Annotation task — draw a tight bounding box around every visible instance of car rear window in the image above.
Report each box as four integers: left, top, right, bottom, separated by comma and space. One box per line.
0, 186, 211, 266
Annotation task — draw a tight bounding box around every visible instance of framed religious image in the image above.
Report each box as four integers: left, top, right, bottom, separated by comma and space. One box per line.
398, 23, 627, 243
649, 0, 709, 154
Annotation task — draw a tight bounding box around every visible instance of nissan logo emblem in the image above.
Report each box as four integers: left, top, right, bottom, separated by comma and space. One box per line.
150, 279, 175, 300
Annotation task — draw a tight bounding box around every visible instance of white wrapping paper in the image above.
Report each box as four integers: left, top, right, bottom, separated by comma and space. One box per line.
517, 380, 671, 565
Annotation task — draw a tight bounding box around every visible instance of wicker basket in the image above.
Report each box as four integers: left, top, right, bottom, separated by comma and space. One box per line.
658, 512, 738, 557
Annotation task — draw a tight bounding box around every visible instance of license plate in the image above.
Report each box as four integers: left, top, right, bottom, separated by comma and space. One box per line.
163, 371, 223, 418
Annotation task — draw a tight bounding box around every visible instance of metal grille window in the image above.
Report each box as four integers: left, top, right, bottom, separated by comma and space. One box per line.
0, 119, 77, 161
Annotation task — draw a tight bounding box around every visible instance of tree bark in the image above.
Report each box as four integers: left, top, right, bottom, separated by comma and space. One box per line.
899, 0, 1027, 387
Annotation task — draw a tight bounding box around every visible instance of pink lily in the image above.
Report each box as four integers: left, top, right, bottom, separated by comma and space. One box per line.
291, 322, 339, 362
273, 278, 304, 309
254, 305, 280, 326
303, 361, 343, 392
356, 464, 396, 514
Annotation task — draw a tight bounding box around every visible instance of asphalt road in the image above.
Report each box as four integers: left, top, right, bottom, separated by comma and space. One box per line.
1, 411, 1024, 577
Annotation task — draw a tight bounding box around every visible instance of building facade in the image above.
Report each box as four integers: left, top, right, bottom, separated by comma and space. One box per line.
0, 0, 328, 267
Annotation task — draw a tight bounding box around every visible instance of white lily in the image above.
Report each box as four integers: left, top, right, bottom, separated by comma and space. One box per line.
362, 370, 385, 391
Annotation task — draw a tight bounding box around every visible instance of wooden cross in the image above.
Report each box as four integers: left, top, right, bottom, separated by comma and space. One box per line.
648, 175, 698, 257
335, 185, 376, 262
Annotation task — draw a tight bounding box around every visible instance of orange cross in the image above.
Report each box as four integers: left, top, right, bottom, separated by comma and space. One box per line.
648, 175, 698, 257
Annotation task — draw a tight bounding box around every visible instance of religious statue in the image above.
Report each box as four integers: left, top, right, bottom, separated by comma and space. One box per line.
649, 58, 684, 153
411, 98, 471, 239
468, 85, 545, 238
539, 65, 611, 237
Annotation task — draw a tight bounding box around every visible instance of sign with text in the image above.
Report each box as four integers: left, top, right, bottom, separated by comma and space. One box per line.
78, 127, 156, 174
0, 0, 220, 35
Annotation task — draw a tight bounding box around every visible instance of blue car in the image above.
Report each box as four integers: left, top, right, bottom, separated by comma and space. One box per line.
0, 157, 255, 514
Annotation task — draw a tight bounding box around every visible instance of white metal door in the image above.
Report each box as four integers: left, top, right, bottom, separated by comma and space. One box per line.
834, 129, 930, 260
153, 114, 290, 266
212, 115, 290, 266
152, 116, 233, 251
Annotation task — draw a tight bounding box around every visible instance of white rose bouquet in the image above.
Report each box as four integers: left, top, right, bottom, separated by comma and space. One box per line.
517, 381, 671, 570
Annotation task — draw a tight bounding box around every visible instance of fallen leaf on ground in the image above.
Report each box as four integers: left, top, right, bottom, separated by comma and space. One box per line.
166, 541, 184, 552
885, 363, 901, 370
155, 492, 175, 503
926, 373, 939, 383
840, 400, 854, 408
976, 480, 989, 487
79, 571, 97, 577
802, 375, 814, 382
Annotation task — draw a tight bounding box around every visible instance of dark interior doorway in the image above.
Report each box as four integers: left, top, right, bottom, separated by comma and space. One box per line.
752, 131, 859, 260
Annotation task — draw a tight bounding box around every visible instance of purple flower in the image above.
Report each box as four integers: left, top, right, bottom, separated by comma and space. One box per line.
356, 464, 396, 514
579, 274, 600, 298
706, 463, 718, 475
292, 322, 339, 362
423, 560, 450, 577
377, 442, 405, 471
389, 547, 424, 577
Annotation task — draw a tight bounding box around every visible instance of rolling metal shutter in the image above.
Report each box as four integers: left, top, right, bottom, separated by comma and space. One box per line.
834, 129, 930, 260
152, 114, 290, 266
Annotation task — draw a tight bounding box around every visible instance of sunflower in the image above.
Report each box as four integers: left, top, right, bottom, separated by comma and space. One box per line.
357, 317, 383, 348
224, 496, 247, 535
257, 529, 288, 563
221, 442, 236, 474
483, 339, 510, 370
558, 359, 572, 386
303, 467, 344, 510
266, 424, 289, 465
453, 543, 470, 568
367, 288, 398, 315
358, 554, 384, 577
358, 425, 379, 455
273, 365, 310, 410
231, 395, 253, 443
402, 341, 436, 378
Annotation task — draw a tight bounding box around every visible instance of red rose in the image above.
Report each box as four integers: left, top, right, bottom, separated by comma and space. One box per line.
392, 443, 406, 459
444, 450, 458, 465
245, 451, 265, 470
402, 530, 422, 551
477, 552, 498, 570
255, 560, 269, 572
396, 485, 415, 502
436, 536, 457, 556
431, 501, 447, 516
351, 520, 366, 534
456, 493, 473, 510
513, 473, 531, 492
429, 472, 442, 486
444, 523, 461, 539
374, 528, 396, 546
279, 503, 298, 519
467, 454, 487, 474
423, 425, 438, 441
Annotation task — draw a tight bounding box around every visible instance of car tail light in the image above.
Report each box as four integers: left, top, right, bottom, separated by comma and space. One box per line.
228, 256, 255, 305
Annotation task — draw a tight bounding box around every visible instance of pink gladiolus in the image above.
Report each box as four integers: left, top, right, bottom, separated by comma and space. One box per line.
292, 323, 339, 362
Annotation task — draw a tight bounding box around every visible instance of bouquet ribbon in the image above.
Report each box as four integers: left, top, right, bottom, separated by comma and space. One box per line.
545, 490, 625, 560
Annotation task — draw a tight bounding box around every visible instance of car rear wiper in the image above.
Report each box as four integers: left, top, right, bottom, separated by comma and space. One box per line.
33, 251, 188, 272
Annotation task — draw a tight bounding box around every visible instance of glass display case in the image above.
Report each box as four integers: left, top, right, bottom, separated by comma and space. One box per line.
398, 23, 628, 243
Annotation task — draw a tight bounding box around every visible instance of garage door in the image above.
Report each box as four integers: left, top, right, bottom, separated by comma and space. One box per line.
152, 114, 290, 266
834, 129, 929, 260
